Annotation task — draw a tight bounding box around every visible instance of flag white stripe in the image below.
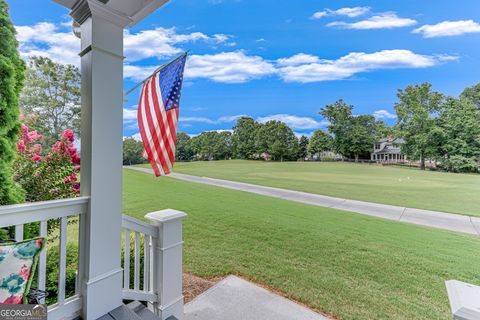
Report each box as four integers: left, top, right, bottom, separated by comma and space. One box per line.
147, 76, 172, 171
140, 80, 166, 176
154, 75, 176, 163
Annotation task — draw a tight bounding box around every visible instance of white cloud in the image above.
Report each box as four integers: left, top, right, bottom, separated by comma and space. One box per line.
217, 114, 249, 122
256, 114, 329, 130
124, 27, 234, 61
180, 117, 217, 124
277, 50, 457, 83
311, 7, 370, 20
373, 109, 397, 120
413, 20, 480, 38
185, 51, 276, 83
277, 54, 320, 66
180, 114, 249, 124
15, 22, 234, 67
123, 108, 137, 121
327, 12, 417, 30
15, 22, 80, 65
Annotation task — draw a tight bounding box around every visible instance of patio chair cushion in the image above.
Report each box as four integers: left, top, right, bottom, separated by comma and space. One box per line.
0, 238, 44, 304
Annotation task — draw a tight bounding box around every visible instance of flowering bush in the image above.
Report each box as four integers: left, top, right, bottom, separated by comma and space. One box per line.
13, 124, 81, 202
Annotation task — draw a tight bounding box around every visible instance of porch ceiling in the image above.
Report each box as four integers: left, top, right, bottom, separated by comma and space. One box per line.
52, 0, 169, 26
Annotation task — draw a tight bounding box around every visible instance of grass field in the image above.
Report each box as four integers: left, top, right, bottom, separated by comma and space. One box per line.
160, 160, 480, 216
123, 169, 480, 320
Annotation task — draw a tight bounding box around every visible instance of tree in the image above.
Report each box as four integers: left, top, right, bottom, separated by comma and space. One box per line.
297, 136, 309, 160
308, 130, 333, 156
213, 131, 233, 160
394, 83, 444, 170
347, 115, 376, 162
460, 83, 480, 109
123, 138, 146, 165
255, 120, 298, 161
175, 132, 193, 161
375, 120, 396, 139
320, 99, 353, 157
20, 56, 81, 147
436, 97, 480, 172
232, 117, 259, 159
0, 0, 25, 205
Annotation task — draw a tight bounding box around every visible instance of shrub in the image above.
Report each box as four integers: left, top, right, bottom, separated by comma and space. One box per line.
13, 125, 81, 202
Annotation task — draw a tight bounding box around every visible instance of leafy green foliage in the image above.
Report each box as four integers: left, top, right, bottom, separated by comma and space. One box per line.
460, 82, 480, 109
175, 132, 193, 161
320, 100, 379, 161
189, 131, 233, 160
394, 83, 444, 170
0, 0, 25, 206
232, 117, 259, 159
436, 97, 480, 172
297, 135, 309, 160
308, 130, 333, 155
123, 138, 147, 165
255, 120, 298, 161
20, 56, 81, 147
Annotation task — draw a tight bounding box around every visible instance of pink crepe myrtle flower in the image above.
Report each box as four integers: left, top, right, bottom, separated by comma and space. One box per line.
74, 165, 81, 172
71, 154, 81, 165
17, 140, 26, 151
34, 172, 40, 177
33, 144, 42, 154
63, 129, 75, 142
69, 173, 77, 181
31, 155, 42, 162
21, 124, 28, 134
71, 182, 80, 194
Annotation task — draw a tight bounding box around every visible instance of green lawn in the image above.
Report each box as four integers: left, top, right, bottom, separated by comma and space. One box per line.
123, 169, 480, 320
159, 160, 480, 216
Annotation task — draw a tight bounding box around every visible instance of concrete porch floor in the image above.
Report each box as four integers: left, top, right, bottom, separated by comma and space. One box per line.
184, 276, 329, 320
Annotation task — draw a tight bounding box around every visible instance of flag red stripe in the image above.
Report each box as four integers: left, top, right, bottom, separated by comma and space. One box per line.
137, 83, 161, 177
150, 75, 175, 170
144, 78, 170, 175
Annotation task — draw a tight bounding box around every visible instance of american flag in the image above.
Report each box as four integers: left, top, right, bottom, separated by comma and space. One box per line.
138, 52, 187, 177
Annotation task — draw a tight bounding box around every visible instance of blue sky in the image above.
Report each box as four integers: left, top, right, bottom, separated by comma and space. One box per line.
9, 0, 480, 138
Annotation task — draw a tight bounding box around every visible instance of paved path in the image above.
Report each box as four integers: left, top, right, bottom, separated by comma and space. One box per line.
126, 166, 480, 236
184, 275, 329, 320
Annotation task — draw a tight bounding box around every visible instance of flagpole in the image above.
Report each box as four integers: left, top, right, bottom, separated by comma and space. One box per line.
124, 50, 189, 97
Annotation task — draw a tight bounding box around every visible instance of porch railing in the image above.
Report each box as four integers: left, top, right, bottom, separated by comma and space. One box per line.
0, 200, 186, 320
121, 210, 187, 320
0, 197, 89, 320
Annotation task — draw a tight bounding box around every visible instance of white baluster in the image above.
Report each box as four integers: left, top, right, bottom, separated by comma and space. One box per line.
38, 221, 48, 303
15, 224, 23, 242
123, 229, 131, 289
134, 232, 140, 291
58, 217, 68, 305
143, 235, 150, 292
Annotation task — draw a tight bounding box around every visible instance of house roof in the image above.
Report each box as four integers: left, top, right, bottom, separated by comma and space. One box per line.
53, 0, 169, 27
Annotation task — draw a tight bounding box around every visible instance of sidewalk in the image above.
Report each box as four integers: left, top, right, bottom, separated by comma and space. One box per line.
184, 276, 329, 320
125, 166, 480, 236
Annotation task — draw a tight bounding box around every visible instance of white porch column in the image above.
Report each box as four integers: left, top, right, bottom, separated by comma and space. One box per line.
146, 209, 187, 320
71, 1, 131, 319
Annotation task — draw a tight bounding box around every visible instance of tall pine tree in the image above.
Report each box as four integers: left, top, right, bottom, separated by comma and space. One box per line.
0, 0, 25, 205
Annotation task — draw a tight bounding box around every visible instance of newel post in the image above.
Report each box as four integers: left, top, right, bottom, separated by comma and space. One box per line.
146, 209, 187, 320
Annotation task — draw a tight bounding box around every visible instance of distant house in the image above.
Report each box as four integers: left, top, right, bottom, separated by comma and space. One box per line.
371, 137, 406, 163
